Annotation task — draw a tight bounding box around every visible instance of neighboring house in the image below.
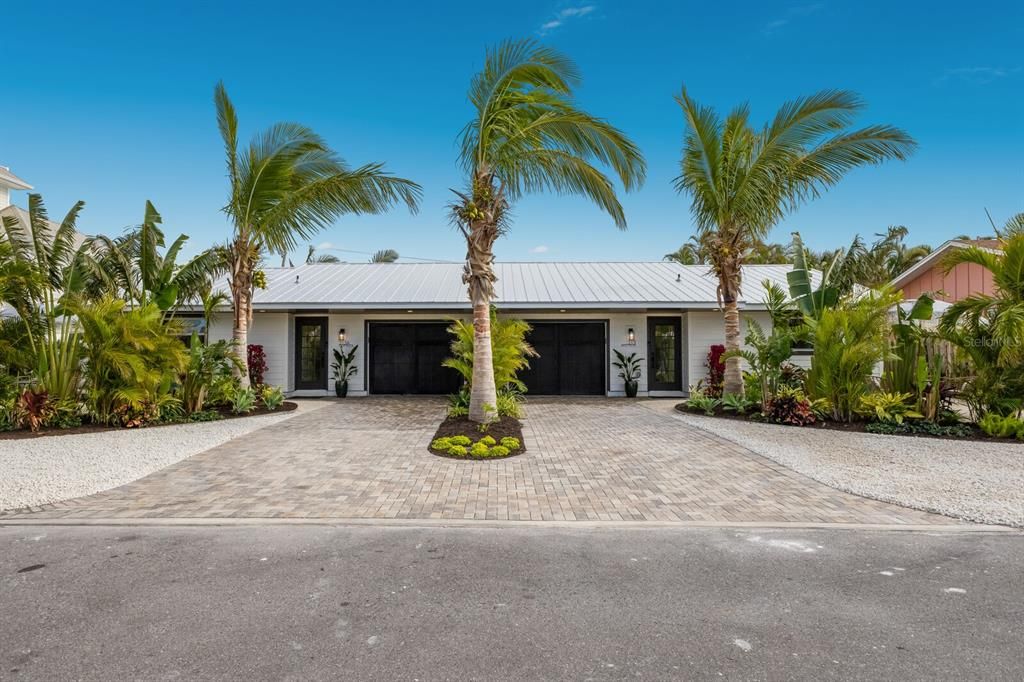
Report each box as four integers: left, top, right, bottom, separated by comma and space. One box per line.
200, 262, 816, 398
890, 238, 1000, 304
0, 165, 88, 252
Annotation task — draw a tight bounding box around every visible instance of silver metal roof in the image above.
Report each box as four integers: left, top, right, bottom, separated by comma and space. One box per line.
250, 262, 816, 311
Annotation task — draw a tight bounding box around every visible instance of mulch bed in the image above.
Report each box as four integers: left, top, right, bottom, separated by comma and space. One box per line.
675, 403, 1022, 444
0, 401, 298, 441
428, 415, 527, 460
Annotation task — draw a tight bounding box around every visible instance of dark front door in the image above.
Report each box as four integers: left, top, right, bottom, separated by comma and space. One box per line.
647, 317, 682, 391
294, 317, 328, 390
520, 322, 606, 395
368, 323, 462, 394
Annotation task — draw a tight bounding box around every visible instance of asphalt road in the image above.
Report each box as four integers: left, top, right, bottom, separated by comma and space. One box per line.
0, 524, 1021, 680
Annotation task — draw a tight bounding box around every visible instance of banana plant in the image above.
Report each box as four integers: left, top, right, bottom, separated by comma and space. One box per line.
787, 232, 839, 321
87, 201, 225, 313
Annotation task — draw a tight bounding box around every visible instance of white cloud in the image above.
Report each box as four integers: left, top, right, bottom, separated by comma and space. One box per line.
539, 5, 596, 35
936, 66, 1020, 85
316, 241, 335, 250
762, 3, 823, 35
531, 245, 550, 253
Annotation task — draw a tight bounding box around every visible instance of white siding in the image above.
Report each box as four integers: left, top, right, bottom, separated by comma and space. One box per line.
241, 308, 814, 398
206, 312, 290, 390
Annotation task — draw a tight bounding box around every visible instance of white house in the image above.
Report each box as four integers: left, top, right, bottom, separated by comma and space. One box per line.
201, 262, 813, 398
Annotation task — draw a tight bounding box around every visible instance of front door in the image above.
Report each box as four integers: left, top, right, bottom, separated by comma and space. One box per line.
294, 317, 328, 390
647, 317, 682, 392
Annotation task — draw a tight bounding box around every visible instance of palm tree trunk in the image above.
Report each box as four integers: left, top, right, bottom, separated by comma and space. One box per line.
469, 295, 498, 423
722, 297, 744, 396
231, 254, 251, 389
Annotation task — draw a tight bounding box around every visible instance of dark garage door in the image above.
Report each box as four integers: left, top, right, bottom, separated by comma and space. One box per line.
520, 322, 606, 395
368, 323, 462, 395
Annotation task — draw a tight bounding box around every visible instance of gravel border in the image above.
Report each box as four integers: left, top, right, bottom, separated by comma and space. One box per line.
1, 400, 327, 513
647, 402, 1024, 528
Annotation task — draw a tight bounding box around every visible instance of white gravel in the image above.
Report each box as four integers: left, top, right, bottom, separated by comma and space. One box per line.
0, 401, 326, 512
649, 402, 1024, 528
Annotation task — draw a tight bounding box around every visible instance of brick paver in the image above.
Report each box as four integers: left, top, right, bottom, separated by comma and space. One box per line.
6, 398, 957, 524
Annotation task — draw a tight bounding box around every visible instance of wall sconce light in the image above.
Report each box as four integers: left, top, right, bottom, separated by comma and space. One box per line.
338, 328, 347, 343
627, 327, 636, 344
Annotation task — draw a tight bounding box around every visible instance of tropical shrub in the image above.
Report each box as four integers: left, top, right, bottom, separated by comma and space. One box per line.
865, 421, 972, 438
431, 437, 453, 450
470, 443, 489, 457
447, 445, 468, 458
444, 309, 537, 419
685, 389, 721, 415
0, 400, 15, 431
1, 195, 87, 402
73, 297, 187, 425
247, 344, 267, 388
82, 200, 225, 312
46, 399, 83, 429
15, 387, 53, 432
978, 414, 1024, 439
450, 435, 472, 447
721, 393, 755, 414
939, 231, 1024, 419
479, 435, 496, 446
260, 385, 285, 411
229, 387, 257, 414
499, 437, 521, 451
704, 345, 726, 398
180, 335, 241, 414
489, 445, 510, 458
448, 385, 524, 419
765, 388, 816, 426
856, 392, 923, 424
806, 291, 899, 422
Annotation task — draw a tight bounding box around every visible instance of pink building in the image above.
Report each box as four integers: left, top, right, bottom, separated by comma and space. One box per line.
890, 239, 1000, 304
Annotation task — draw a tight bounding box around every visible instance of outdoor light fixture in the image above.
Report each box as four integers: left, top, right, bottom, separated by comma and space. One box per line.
338, 328, 346, 343
627, 327, 636, 344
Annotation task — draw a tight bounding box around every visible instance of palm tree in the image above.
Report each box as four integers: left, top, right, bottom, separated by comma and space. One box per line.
305, 245, 341, 264
85, 201, 226, 313
664, 238, 705, 265
214, 82, 421, 385
198, 285, 231, 343
674, 88, 916, 395
939, 231, 1024, 416
370, 249, 399, 263
452, 40, 646, 422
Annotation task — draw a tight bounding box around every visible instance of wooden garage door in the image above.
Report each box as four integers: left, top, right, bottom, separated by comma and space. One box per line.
368, 323, 462, 395
520, 322, 606, 395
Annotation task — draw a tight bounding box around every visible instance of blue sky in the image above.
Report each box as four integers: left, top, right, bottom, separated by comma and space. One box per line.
2, 1, 1021, 263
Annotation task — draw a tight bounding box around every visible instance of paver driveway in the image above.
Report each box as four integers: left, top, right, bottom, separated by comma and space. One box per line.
8, 398, 957, 525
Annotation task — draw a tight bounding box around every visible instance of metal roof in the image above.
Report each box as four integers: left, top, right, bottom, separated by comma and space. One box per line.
250, 262, 816, 310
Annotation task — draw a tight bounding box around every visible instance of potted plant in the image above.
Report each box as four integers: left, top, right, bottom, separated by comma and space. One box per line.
612, 349, 643, 398
331, 345, 359, 397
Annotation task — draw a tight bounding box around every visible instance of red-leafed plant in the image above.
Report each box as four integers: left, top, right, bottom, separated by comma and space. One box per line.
705, 344, 726, 398
766, 388, 816, 426
17, 387, 54, 433
247, 344, 267, 388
